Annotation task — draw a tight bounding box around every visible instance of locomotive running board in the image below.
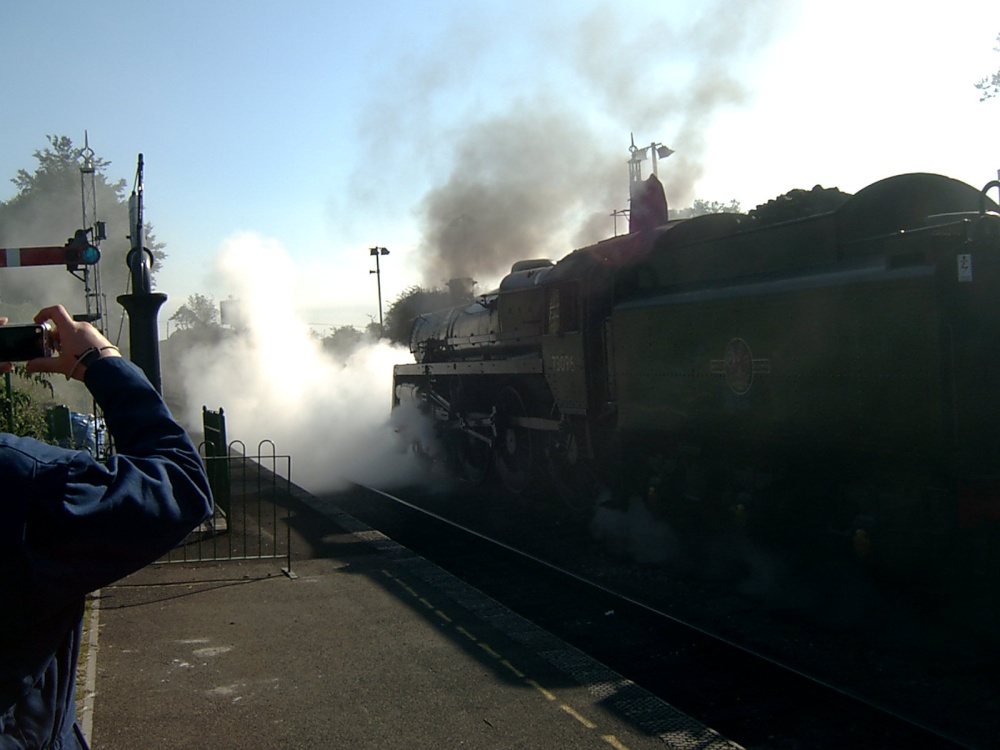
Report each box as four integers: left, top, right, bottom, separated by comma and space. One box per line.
394, 359, 544, 377
446, 412, 560, 439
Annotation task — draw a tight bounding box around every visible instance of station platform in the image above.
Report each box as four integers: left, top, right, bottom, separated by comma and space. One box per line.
85, 484, 744, 750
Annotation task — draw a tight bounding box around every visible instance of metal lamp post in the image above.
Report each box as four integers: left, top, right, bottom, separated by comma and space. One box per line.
369, 246, 389, 336
628, 133, 674, 183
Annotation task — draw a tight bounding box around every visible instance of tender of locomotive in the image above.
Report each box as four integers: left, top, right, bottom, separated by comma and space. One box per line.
393, 171, 1000, 571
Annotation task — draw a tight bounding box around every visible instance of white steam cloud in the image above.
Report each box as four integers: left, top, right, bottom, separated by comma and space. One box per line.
175, 232, 427, 494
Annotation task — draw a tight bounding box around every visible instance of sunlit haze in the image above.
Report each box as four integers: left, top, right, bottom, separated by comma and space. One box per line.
2, 0, 999, 490
3, 1, 998, 328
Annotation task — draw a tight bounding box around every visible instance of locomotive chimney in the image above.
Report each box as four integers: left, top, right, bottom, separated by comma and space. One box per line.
447, 277, 477, 304
629, 173, 669, 233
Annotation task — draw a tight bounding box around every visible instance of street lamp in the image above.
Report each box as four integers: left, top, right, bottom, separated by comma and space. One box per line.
628, 133, 674, 182
369, 246, 389, 336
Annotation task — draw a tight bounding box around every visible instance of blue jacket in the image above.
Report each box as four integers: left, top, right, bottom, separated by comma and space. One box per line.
0, 358, 213, 749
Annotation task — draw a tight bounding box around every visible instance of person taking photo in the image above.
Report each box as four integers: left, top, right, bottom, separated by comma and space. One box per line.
0, 304, 213, 749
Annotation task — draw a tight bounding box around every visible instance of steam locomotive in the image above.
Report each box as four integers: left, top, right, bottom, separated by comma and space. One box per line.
393, 171, 1000, 572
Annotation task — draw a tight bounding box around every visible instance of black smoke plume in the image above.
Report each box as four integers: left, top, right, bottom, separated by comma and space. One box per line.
400, 1, 789, 291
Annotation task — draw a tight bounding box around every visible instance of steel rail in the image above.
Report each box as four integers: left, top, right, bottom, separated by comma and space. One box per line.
361, 483, 978, 750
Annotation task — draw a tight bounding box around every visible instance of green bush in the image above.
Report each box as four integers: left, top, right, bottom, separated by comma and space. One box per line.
1, 368, 54, 440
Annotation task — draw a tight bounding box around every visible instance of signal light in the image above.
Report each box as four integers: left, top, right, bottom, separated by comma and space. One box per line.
64, 229, 101, 268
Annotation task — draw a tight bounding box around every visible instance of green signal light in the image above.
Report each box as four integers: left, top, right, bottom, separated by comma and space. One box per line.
81, 246, 100, 264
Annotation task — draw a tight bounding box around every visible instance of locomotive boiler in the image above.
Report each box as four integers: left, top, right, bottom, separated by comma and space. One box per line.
392, 171, 1000, 571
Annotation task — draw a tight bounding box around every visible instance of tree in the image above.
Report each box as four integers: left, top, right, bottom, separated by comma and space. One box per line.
321, 325, 366, 359
383, 285, 453, 347
364, 319, 383, 341
976, 33, 1000, 100
671, 198, 742, 219
0, 135, 166, 321
0, 367, 55, 439
169, 293, 220, 331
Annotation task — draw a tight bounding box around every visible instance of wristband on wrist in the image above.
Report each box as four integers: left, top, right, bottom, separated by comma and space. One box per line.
67, 345, 120, 381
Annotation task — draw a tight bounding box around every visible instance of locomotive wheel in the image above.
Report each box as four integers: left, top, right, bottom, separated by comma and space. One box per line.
494, 386, 534, 494
457, 432, 491, 485
447, 378, 492, 485
546, 422, 598, 511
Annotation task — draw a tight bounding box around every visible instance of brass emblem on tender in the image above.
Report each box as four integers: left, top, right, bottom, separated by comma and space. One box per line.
710, 338, 770, 395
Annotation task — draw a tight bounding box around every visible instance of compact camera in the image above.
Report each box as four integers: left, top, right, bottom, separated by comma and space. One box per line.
0, 321, 57, 361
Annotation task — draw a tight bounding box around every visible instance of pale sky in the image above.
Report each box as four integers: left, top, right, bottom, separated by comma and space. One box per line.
2, 0, 999, 334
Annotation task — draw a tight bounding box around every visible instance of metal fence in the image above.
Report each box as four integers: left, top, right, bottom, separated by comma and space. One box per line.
157, 435, 295, 577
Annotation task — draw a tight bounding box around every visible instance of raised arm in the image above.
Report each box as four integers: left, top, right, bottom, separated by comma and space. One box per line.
1, 305, 213, 607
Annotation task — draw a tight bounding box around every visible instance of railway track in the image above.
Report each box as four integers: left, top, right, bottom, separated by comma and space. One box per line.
325, 482, 982, 750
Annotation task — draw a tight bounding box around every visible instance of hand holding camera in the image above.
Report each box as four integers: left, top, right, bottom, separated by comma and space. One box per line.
0, 305, 121, 382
